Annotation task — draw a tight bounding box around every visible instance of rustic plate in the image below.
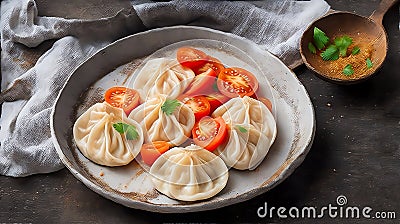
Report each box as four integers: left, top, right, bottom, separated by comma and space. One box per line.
50, 26, 315, 213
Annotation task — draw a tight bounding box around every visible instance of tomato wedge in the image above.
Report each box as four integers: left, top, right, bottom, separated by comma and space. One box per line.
205, 92, 230, 112
104, 86, 140, 116
183, 68, 217, 96
140, 141, 170, 166
181, 95, 211, 121
217, 67, 259, 98
193, 56, 225, 76
177, 47, 208, 70
192, 116, 228, 151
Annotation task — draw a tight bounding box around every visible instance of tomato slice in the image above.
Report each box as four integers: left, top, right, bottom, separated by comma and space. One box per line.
193, 56, 225, 76
205, 92, 230, 112
140, 141, 170, 166
181, 95, 211, 121
183, 68, 217, 96
104, 86, 140, 116
217, 67, 259, 98
192, 116, 228, 151
177, 47, 208, 70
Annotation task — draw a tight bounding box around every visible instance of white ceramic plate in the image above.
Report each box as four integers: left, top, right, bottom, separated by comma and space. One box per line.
51, 26, 315, 213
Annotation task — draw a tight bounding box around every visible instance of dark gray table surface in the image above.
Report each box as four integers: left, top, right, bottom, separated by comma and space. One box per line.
1, 0, 399, 223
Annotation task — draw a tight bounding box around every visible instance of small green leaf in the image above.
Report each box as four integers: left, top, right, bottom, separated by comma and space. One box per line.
236, 125, 248, 133
343, 64, 354, 76
352, 46, 360, 55
212, 78, 219, 91
308, 42, 317, 54
313, 27, 330, 50
321, 45, 339, 61
334, 36, 353, 57
161, 99, 181, 115
113, 123, 128, 133
366, 58, 373, 69
113, 122, 139, 140
125, 125, 139, 140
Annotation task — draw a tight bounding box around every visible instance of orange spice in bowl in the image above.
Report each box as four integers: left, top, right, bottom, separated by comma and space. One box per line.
299, 7, 395, 85
322, 39, 374, 80
302, 24, 379, 84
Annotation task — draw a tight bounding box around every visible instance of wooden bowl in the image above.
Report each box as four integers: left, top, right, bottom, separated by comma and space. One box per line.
300, 0, 398, 84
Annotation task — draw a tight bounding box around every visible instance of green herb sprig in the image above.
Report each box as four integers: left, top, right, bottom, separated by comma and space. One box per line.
352, 46, 360, 55
307, 27, 374, 77
308, 42, 317, 54
334, 36, 353, 57
366, 58, 373, 69
236, 125, 248, 133
161, 99, 181, 115
313, 27, 329, 50
113, 122, 139, 140
321, 45, 339, 61
343, 64, 354, 76
320, 36, 353, 60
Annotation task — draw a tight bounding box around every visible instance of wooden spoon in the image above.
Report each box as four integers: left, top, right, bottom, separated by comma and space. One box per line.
300, 0, 398, 84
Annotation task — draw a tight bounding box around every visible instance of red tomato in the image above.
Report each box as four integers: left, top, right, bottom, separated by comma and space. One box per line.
177, 47, 208, 70
205, 92, 230, 112
104, 86, 140, 116
217, 67, 259, 98
182, 96, 211, 121
140, 141, 170, 166
183, 68, 217, 96
192, 116, 228, 151
193, 56, 225, 76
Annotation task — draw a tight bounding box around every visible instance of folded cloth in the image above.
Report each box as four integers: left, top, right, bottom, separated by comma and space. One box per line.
0, 0, 330, 177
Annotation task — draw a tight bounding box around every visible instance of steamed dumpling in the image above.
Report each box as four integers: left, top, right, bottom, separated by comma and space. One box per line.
73, 102, 144, 166
215, 124, 273, 170
133, 58, 195, 101
212, 96, 277, 170
212, 96, 277, 140
128, 94, 195, 146
149, 145, 229, 201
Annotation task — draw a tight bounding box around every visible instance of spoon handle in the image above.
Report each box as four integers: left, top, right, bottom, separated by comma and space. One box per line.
369, 0, 398, 24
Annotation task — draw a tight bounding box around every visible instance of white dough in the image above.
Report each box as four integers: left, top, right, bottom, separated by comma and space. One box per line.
215, 124, 273, 170
212, 96, 277, 140
212, 96, 277, 170
133, 58, 195, 101
128, 94, 195, 146
150, 145, 229, 201
73, 102, 143, 166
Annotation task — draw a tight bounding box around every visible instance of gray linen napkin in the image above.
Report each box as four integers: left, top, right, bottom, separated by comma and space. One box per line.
0, 0, 330, 177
